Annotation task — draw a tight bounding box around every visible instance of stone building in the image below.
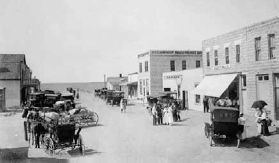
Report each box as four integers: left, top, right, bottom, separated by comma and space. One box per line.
193, 17, 279, 120
0, 54, 40, 110
138, 50, 202, 100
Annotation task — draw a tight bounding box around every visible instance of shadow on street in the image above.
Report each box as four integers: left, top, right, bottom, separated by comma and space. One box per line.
68, 148, 102, 157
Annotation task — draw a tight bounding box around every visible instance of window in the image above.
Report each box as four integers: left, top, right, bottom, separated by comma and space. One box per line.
164, 88, 171, 91
139, 63, 142, 73
214, 50, 218, 65
258, 75, 269, 81
225, 47, 229, 64
170, 60, 175, 71
236, 45, 240, 63
255, 37, 261, 61
182, 60, 186, 70
206, 52, 210, 66
146, 78, 149, 92
242, 75, 246, 88
196, 60, 201, 68
139, 80, 142, 95
145, 61, 148, 72
268, 34, 275, 59
195, 95, 201, 104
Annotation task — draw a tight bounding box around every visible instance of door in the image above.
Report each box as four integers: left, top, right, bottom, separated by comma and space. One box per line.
275, 74, 279, 120
257, 75, 270, 103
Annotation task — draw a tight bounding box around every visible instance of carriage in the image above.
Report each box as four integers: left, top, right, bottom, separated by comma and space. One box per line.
23, 109, 86, 156
204, 106, 240, 146
43, 122, 85, 156
106, 91, 124, 106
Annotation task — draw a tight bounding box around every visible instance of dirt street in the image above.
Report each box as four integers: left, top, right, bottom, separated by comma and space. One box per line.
1, 91, 279, 163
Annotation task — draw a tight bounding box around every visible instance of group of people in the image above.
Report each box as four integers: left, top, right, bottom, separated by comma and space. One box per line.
203, 96, 240, 113
151, 102, 181, 126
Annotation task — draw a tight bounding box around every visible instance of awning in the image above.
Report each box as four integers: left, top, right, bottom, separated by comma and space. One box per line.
191, 73, 238, 97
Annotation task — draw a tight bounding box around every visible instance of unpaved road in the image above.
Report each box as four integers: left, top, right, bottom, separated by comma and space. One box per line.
1, 91, 279, 163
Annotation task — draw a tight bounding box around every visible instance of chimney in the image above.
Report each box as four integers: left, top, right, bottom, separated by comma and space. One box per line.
119, 74, 122, 78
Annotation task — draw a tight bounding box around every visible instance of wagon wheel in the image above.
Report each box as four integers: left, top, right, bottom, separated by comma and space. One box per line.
43, 137, 55, 155
78, 134, 85, 156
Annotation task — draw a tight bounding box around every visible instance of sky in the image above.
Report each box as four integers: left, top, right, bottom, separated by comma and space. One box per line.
0, 0, 278, 83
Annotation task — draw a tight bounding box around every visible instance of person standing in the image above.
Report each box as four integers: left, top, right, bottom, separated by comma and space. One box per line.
203, 96, 209, 113
152, 104, 158, 126
156, 101, 163, 125
163, 106, 169, 125
236, 113, 246, 148
168, 103, 174, 126
120, 98, 126, 113
255, 106, 270, 136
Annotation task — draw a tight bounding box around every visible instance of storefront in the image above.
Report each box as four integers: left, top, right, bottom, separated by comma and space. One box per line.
162, 68, 204, 111
191, 73, 241, 111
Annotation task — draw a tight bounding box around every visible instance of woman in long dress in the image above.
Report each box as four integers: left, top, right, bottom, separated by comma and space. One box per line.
168, 103, 174, 126
163, 107, 169, 125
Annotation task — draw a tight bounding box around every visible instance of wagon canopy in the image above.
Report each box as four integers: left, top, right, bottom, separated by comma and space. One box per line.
191, 73, 238, 97
211, 106, 239, 123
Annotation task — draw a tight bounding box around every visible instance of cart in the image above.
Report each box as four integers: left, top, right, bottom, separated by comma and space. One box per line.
204, 106, 239, 147
43, 123, 85, 156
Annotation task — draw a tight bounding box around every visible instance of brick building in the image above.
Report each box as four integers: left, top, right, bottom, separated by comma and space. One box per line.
0, 54, 40, 110
193, 17, 279, 120
138, 50, 202, 99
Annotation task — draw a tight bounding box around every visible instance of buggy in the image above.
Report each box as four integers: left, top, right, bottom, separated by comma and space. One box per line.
204, 106, 240, 146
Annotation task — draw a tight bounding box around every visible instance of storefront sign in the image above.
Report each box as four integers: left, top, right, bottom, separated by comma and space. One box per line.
164, 75, 182, 80
212, 64, 231, 70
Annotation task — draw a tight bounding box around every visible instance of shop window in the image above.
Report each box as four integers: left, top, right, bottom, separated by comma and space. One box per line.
206, 52, 210, 66
255, 37, 261, 61
258, 76, 263, 81
268, 34, 275, 59
195, 95, 201, 104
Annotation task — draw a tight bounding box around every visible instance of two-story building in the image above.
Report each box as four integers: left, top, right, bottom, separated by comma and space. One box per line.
192, 17, 279, 120
138, 50, 202, 100
0, 54, 40, 110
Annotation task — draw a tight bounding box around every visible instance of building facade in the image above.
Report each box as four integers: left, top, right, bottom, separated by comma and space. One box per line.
163, 68, 204, 111
0, 54, 40, 110
106, 75, 128, 91
138, 50, 202, 100
198, 17, 279, 120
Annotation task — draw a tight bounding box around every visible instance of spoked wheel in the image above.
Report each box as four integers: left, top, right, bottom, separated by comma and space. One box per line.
43, 137, 55, 155
78, 134, 85, 156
